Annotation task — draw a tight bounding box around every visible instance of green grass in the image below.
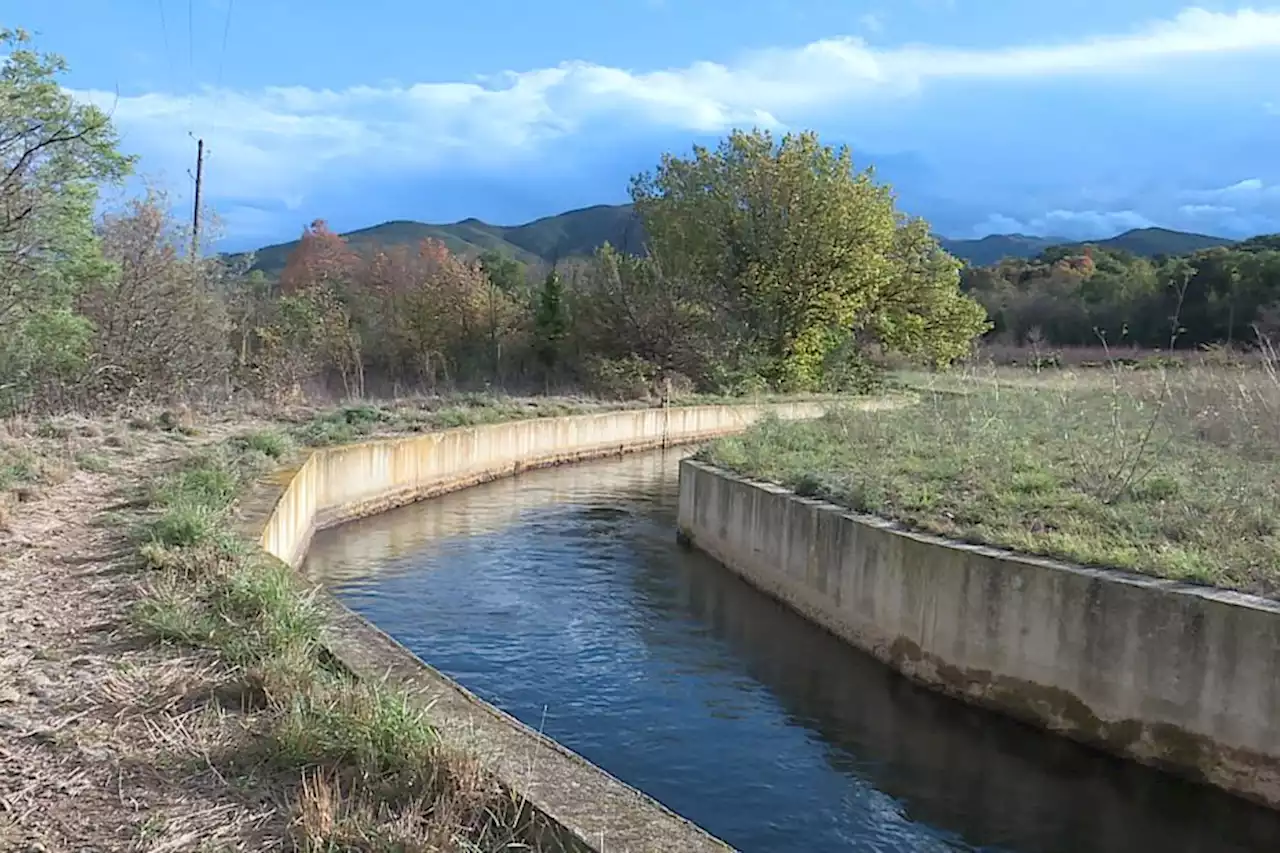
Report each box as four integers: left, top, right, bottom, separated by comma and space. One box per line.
75, 451, 112, 473
703, 366, 1280, 596
230, 428, 293, 460
287, 391, 851, 448
128, 422, 552, 849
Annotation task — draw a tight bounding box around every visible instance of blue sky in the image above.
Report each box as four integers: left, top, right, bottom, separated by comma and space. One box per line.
10, 1, 1280, 250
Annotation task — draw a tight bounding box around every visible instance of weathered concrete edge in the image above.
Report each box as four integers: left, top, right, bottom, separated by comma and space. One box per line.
676, 458, 1280, 810
237, 402, 881, 852
679, 460, 1280, 614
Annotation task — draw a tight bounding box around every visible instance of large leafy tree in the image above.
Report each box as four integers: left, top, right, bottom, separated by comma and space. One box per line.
0, 28, 133, 408
631, 128, 983, 389
869, 216, 991, 365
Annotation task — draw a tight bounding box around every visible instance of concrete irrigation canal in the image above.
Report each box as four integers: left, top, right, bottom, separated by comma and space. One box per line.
302, 448, 1280, 853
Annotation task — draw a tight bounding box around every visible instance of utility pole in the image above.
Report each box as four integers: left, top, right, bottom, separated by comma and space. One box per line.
190, 137, 204, 259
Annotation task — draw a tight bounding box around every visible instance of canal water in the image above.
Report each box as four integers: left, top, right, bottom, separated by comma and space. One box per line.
305, 449, 1280, 853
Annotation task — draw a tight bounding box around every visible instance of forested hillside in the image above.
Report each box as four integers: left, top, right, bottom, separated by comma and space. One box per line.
962, 241, 1280, 350
238, 205, 645, 276
239, 208, 1236, 273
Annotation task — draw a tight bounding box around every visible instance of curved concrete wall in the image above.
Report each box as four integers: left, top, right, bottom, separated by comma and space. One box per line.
677, 460, 1280, 810
251, 402, 838, 853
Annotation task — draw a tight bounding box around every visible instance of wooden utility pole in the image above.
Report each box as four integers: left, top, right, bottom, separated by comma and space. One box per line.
191, 137, 204, 259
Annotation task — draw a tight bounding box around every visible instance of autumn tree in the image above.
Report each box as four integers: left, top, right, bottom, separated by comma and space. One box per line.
0, 28, 134, 411
80, 192, 232, 402
279, 220, 364, 397
363, 239, 508, 387
961, 240, 1280, 353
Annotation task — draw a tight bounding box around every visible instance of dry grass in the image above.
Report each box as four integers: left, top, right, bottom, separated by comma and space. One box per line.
260, 390, 848, 448
0, 407, 215, 532
0, 395, 539, 850
705, 357, 1280, 596
971, 341, 1272, 369
123, 429, 545, 850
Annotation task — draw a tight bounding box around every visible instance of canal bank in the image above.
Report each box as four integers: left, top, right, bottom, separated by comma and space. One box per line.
676, 459, 1280, 811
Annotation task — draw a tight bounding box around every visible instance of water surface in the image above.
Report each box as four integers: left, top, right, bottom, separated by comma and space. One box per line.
306, 449, 1280, 853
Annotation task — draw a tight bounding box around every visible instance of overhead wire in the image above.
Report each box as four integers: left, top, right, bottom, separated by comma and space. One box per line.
156, 0, 175, 90
216, 0, 235, 89
184, 0, 198, 214
187, 0, 195, 94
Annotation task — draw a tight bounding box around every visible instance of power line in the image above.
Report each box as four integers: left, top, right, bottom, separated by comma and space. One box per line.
187, 0, 195, 93
216, 0, 235, 89
156, 0, 175, 89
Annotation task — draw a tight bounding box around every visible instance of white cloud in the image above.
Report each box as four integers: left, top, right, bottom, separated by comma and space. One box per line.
860, 13, 884, 35
71, 6, 1280, 231
1179, 203, 1236, 215
971, 209, 1156, 239
1184, 177, 1280, 204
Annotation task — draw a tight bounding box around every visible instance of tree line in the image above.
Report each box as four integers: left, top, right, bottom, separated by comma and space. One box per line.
962, 237, 1280, 352
2, 28, 990, 414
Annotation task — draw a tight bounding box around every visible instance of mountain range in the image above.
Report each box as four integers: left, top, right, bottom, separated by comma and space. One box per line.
236, 204, 1238, 275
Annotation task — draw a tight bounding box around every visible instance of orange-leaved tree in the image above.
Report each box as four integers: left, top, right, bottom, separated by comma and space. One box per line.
278, 220, 365, 397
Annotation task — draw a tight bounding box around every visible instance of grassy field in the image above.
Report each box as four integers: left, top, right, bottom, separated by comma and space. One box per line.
703, 360, 1280, 596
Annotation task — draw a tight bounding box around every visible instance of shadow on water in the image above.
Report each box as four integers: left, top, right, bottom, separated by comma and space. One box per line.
307, 449, 1280, 853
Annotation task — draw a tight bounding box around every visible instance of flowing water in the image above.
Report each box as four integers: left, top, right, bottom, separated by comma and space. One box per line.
305, 449, 1280, 853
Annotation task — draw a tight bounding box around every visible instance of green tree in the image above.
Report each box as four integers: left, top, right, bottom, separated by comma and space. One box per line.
534, 267, 568, 379
0, 28, 134, 410
479, 250, 528, 378
868, 216, 991, 365
631, 128, 979, 389
478, 250, 526, 294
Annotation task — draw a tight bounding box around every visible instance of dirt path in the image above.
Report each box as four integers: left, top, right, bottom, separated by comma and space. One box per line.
0, 426, 287, 852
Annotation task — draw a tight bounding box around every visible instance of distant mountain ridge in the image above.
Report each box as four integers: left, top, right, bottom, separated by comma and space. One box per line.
235, 204, 1239, 274
237, 204, 646, 276
940, 227, 1236, 266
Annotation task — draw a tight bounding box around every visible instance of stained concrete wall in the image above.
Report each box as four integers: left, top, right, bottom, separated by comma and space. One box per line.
677, 460, 1280, 810
261, 402, 825, 568
252, 402, 837, 853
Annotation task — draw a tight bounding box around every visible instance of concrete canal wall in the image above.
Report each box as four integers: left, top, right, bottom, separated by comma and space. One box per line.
249, 401, 854, 853
676, 459, 1280, 810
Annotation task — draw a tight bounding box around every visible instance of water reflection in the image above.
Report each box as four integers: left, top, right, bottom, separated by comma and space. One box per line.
305, 447, 696, 584
308, 450, 1280, 853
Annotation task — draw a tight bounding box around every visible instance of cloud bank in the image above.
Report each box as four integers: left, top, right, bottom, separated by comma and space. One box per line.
70, 6, 1280, 243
